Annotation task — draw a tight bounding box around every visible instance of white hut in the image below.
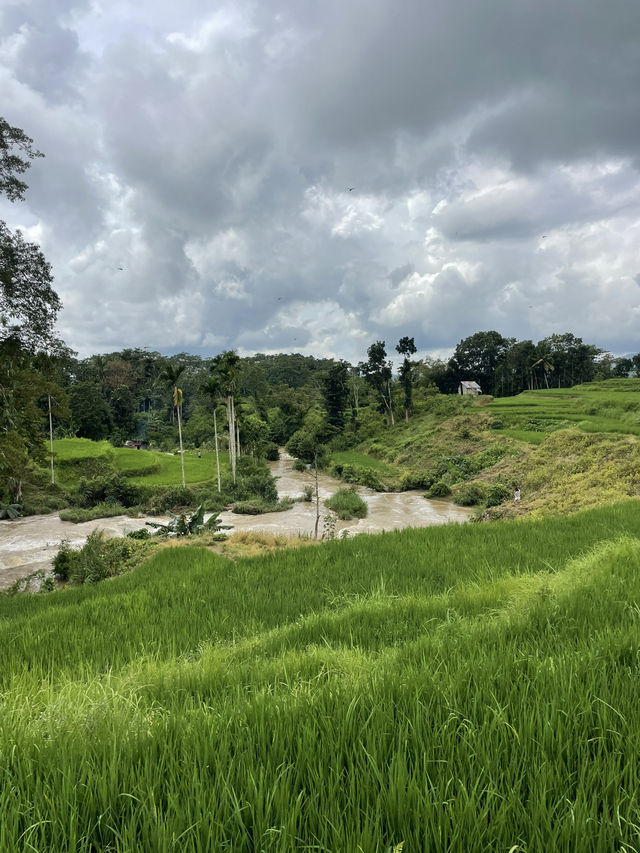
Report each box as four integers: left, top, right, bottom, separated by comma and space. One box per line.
458, 380, 482, 396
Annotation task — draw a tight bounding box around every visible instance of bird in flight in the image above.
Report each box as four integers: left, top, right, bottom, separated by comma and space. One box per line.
347, 187, 354, 192
117, 267, 124, 270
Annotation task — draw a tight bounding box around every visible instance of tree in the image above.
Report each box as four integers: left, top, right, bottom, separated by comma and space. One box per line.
396, 336, 417, 421
0, 117, 43, 202
530, 356, 554, 389
160, 361, 186, 487
211, 351, 241, 484
361, 341, 395, 425
0, 118, 60, 353
322, 361, 350, 429
68, 380, 112, 440
448, 331, 510, 396
286, 410, 333, 539
203, 376, 222, 492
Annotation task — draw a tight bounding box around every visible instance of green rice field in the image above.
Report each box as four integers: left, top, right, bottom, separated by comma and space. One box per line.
52, 438, 225, 487
3, 501, 640, 850
488, 380, 640, 440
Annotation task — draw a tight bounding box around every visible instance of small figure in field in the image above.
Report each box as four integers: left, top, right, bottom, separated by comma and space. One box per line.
513, 487, 521, 503
197, 450, 201, 459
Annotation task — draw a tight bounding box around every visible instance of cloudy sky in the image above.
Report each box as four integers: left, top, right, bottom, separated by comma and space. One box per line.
2, 0, 640, 362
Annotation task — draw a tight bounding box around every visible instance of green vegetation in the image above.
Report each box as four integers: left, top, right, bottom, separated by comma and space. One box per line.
2, 504, 640, 849
324, 486, 368, 519
58, 502, 132, 523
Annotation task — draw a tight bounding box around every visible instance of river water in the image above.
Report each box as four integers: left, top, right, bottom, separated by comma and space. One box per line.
0, 452, 471, 589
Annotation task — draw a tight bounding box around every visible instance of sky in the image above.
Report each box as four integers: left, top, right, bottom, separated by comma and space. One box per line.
1, 0, 640, 363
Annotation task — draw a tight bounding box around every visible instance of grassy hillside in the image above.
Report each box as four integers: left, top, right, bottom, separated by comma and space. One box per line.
52, 438, 226, 488
343, 380, 640, 517
2, 503, 640, 850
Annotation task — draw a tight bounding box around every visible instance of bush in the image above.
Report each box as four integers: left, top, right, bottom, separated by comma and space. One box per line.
264, 442, 280, 461
145, 486, 199, 513
486, 482, 512, 508
427, 481, 451, 498
52, 540, 80, 581
335, 464, 383, 491
453, 481, 488, 506
292, 458, 307, 472
53, 530, 154, 585
232, 497, 293, 515
75, 473, 141, 509
59, 503, 130, 523
400, 471, 435, 491
490, 419, 504, 430
324, 487, 368, 520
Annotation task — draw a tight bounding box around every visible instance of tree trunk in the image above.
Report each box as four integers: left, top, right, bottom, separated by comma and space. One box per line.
314, 452, 320, 540
213, 409, 221, 493
48, 394, 55, 485
226, 394, 236, 484
177, 404, 185, 487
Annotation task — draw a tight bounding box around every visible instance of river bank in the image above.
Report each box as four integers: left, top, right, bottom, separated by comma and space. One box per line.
0, 453, 472, 589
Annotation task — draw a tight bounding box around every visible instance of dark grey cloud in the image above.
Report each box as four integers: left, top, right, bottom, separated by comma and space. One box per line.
1, 0, 640, 360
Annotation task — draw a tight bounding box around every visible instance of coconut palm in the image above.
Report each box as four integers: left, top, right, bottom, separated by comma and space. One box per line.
531, 356, 554, 389
160, 361, 186, 487
211, 351, 241, 484
203, 375, 222, 493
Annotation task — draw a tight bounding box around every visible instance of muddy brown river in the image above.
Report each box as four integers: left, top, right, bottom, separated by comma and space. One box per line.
0, 453, 471, 589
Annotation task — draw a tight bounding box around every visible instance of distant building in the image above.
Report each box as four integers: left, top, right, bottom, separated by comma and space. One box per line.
458, 380, 482, 396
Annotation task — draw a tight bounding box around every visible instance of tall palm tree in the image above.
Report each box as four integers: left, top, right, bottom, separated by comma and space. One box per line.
531, 356, 554, 390
212, 351, 241, 484
160, 361, 186, 487
203, 375, 222, 493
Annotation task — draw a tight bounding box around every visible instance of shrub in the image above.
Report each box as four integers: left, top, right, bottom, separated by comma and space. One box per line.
52, 540, 80, 581
53, 530, 154, 585
490, 419, 504, 430
336, 464, 383, 491
400, 471, 435, 491
453, 481, 488, 506
264, 442, 280, 461
427, 481, 451, 498
76, 473, 141, 508
59, 503, 130, 523
292, 458, 307, 472
324, 487, 368, 520
145, 486, 199, 513
232, 497, 293, 515
486, 482, 512, 508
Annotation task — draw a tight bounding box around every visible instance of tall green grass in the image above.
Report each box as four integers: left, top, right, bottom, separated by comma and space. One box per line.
3, 502, 640, 850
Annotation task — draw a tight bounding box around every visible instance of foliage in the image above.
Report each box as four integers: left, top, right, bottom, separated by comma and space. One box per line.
452, 480, 488, 506
59, 503, 130, 523
52, 530, 153, 584
332, 463, 384, 490
0, 499, 21, 519
324, 487, 368, 520
426, 481, 451, 497
486, 482, 512, 507
144, 486, 200, 513
232, 497, 294, 515
146, 505, 231, 537
322, 360, 350, 429
75, 473, 141, 509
